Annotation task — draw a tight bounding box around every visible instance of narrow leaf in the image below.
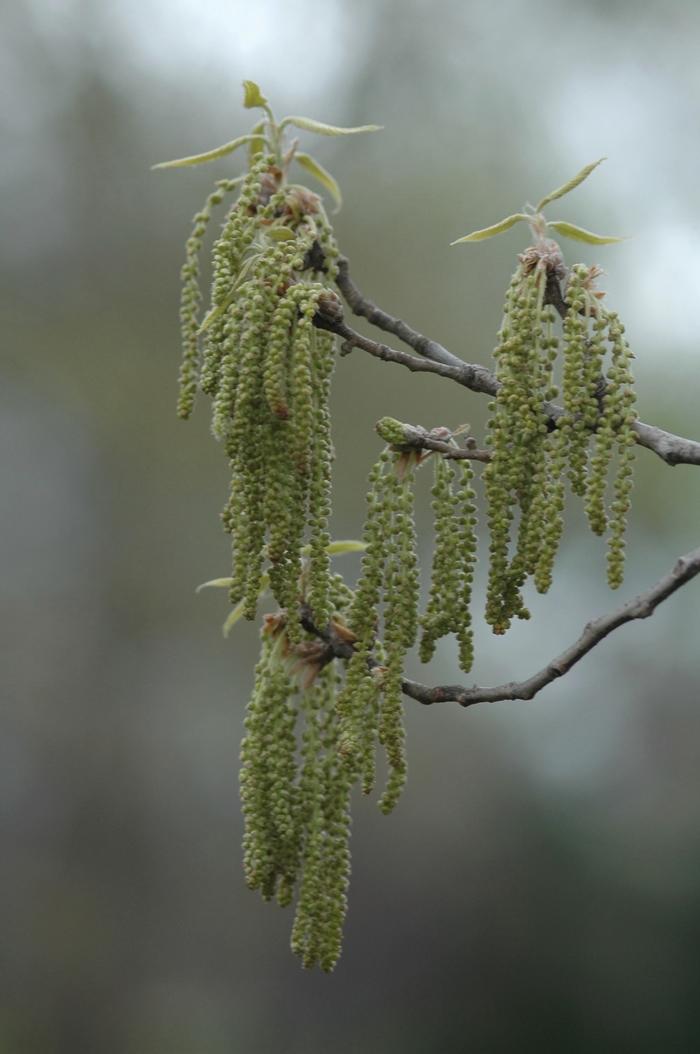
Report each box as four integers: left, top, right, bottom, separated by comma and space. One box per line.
242, 80, 268, 110
450, 213, 529, 245
152, 134, 261, 170
199, 252, 263, 333
325, 539, 366, 555
295, 152, 342, 210
198, 297, 232, 335
222, 600, 246, 637
196, 577, 234, 592
547, 220, 623, 245
266, 227, 297, 242
279, 115, 382, 137
222, 574, 271, 636
536, 157, 606, 211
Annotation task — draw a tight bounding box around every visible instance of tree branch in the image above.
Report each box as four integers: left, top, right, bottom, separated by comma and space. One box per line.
299, 547, 700, 710
327, 257, 700, 469
400, 546, 700, 707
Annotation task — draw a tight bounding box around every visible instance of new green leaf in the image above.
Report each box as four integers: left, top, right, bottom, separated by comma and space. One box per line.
451, 213, 530, 245
152, 134, 263, 170
547, 220, 623, 245
242, 80, 269, 110
324, 539, 366, 555
222, 599, 247, 637
196, 577, 234, 592
279, 115, 382, 137
266, 227, 297, 242
295, 152, 342, 210
536, 158, 606, 212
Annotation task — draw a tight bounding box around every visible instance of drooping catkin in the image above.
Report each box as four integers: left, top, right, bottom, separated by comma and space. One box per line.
176, 147, 344, 629
482, 247, 638, 624
177, 177, 242, 419
588, 311, 637, 587
484, 262, 550, 632
420, 454, 478, 672
339, 449, 420, 815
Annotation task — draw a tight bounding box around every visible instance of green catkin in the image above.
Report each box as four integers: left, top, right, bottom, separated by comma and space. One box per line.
177, 178, 241, 419
290, 689, 325, 967
240, 626, 298, 900
334, 456, 390, 770
178, 141, 344, 629
359, 668, 382, 796
533, 427, 567, 594
376, 459, 417, 814
289, 666, 353, 972
455, 459, 478, 671
263, 288, 297, 419
603, 313, 637, 587
420, 456, 459, 661
335, 449, 417, 814
317, 689, 354, 970
305, 330, 335, 627
484, 264, 547, 632
560, 266, 592, 496
483, 250, 637, 610
420, 454, 477, 672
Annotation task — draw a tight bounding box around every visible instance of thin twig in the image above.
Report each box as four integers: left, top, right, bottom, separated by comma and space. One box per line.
335, 256, 466, 371
327, 257, 700, 468
300, 547, 699, 709
301, 548, 700, 709
400, 546, 700, 707
374, 419, 491, 463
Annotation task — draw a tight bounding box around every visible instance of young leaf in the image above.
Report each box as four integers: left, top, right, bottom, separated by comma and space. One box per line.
450, 213, 530, 245
536, 158, 606, 212
222, 599, 246, 637
324, 539, 366, 555
196, 577, 234, 592
198, 296, 233, 335
547, 220, 623, 245
266, 227, 297, 242
295, 152, 342, 211
242, 80, 269, 110
279, 115, 382, 137
152, 134, 263, 170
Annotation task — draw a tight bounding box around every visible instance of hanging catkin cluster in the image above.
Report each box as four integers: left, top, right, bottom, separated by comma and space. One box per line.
240, 605, 354, 972
238, 439, 423, 970
162, 125, 642, 975
339, 442, 420, 814
419, 445, 478, 672
237, 440, 419, 971
176, 154, 341, 627
482, 248, 637, 632
157, 79, 381, 629
451, 161, 638, 634
238, 421, 484, 969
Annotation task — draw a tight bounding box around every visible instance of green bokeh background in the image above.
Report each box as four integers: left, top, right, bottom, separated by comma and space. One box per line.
3, 2, 700, 1050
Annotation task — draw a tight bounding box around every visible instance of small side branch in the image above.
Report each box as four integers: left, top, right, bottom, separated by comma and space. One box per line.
335, 256, 467, 372
325, 258, 700, 469
374, 418, 491, 463
401, 546, 700, 707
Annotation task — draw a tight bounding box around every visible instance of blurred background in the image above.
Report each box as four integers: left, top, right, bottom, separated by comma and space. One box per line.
3, 1, 700, 1050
